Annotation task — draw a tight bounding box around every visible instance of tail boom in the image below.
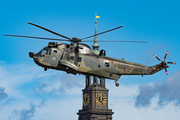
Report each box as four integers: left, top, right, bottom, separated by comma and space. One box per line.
145, 63, 169, 75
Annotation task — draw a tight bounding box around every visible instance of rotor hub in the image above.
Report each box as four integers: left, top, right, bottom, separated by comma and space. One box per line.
71, 37, 81, 42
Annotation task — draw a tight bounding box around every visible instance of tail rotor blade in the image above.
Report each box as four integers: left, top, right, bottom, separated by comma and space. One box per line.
164, 51, 169, 61
165, 68, 168, 75
167, 62, 176, 64
153, 54, 162, 61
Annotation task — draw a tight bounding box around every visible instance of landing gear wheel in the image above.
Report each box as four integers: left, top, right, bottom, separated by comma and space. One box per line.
44, 68, 47, 71
115, 83, 119, 87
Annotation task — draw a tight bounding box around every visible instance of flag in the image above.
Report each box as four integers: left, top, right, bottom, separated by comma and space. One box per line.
96, 16, 100, 18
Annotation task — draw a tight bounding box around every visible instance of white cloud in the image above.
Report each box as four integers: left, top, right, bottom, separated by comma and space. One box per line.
0, 63, 84, 119
33, 73, 84, 96
135, 71, 180, 108
110, 98, 180, 120
9, 103, 36, 120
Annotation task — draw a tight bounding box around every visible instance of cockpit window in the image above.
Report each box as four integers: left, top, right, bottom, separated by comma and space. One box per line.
105, 62, 109, 67
37, 48, 51, 57
45, 50, 48, 54
37, 49, 45, 57
45, 48, 51, 55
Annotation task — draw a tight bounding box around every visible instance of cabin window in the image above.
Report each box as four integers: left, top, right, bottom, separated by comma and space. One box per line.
105, 62, 109, 67
78, 57, 82, 62
53, 50, 58, 53
48, 49, 51, 55
71, 56, 74, 61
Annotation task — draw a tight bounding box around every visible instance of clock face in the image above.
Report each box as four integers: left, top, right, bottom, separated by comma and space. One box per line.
96, 93, 107, 106
83, 93, 89, 106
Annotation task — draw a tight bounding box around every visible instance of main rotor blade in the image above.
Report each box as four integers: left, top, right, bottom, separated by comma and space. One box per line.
28, 22, 71, 40
81, 40, 147, 43
164, 51, 169, 61
81, 26, 124, 40
4, 34, 69, 41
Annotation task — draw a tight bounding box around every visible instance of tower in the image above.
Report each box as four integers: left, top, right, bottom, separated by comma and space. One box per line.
77, 14, 114, 120
77, 76, 114, 120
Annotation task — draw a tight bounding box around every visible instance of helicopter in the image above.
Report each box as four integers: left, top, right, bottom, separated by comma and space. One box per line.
4, 22, 176, 87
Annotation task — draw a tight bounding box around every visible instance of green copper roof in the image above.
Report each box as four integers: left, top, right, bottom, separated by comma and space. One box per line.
92, 20, 99, 55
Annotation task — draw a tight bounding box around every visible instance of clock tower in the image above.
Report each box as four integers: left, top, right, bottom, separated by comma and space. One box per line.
77, 76, 114, 120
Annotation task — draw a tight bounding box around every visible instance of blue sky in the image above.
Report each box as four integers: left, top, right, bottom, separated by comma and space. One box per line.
0, 0, 180, 120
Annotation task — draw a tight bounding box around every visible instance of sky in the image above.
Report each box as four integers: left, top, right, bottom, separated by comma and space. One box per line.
0, 0, 180, 120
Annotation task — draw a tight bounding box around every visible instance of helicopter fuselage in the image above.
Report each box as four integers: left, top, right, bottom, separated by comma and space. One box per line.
29, 42, 168, 81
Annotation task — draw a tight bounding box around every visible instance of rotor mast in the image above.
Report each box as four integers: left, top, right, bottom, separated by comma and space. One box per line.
92, 13, 100, 54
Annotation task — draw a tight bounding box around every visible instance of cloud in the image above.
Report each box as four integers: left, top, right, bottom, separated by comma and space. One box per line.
9, 99, 46, 120
34, 73, 84, 95
0, 86, 14, 106
0, 63, 51, 87
0, 86, 8, 101
110, 98, 180, 120
38, 99, 46, 108
10, 103, 36, 120
0, 63, 58, 99
135, 71, 180, 108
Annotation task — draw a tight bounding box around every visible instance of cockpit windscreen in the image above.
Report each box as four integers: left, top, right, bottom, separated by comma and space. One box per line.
37, 47, 51, 57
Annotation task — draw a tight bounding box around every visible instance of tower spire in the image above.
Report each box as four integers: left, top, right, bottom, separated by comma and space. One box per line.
92, 13, 100, 55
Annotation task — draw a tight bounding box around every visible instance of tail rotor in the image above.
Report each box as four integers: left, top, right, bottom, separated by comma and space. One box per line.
153, 51, 176, 75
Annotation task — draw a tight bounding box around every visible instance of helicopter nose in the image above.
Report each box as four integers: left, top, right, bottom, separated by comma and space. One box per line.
29, 52, 34, 58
